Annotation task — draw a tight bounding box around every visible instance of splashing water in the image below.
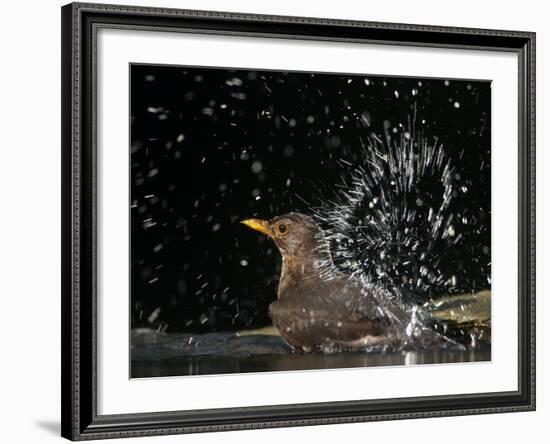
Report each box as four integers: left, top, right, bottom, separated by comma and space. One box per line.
311, 123, 486, 308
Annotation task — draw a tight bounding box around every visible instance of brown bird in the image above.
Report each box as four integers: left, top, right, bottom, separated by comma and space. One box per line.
241, 212, 407, 352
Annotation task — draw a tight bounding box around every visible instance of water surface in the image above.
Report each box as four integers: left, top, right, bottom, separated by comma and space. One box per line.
131, 329, 490, 378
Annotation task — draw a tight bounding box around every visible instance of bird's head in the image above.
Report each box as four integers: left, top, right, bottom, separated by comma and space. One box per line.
241, 212, 324, 260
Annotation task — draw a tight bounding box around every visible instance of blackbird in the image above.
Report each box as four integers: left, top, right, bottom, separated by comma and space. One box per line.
241, 212, 408, 352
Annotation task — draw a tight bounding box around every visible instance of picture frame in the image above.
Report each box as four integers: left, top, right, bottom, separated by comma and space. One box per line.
61, 2, 536, 440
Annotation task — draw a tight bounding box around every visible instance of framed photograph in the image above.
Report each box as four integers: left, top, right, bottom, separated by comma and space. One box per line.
61, 2, 536, 440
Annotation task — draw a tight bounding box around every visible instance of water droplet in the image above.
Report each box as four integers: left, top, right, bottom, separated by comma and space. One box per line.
251, 161, 263, 173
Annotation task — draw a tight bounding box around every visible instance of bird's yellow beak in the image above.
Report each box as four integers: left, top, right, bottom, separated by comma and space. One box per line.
241, 218, 272, 237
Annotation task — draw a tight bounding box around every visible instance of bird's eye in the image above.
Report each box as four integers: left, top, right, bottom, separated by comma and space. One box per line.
277, 223, 287, 234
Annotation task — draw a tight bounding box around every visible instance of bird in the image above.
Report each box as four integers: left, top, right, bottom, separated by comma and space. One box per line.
239, 128, 490, 353
241, 212, 410, 353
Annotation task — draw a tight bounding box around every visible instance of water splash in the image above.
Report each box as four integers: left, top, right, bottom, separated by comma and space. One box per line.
311, 122, 486, 306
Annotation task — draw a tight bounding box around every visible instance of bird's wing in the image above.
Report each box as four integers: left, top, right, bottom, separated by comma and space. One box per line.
295, 276, 401, 324
271, 277, 401, 345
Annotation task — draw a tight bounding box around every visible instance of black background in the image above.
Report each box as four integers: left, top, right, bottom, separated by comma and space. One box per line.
130, 64, 490, 333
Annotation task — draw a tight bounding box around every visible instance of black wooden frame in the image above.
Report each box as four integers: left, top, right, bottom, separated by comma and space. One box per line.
61, 2, 536, 440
